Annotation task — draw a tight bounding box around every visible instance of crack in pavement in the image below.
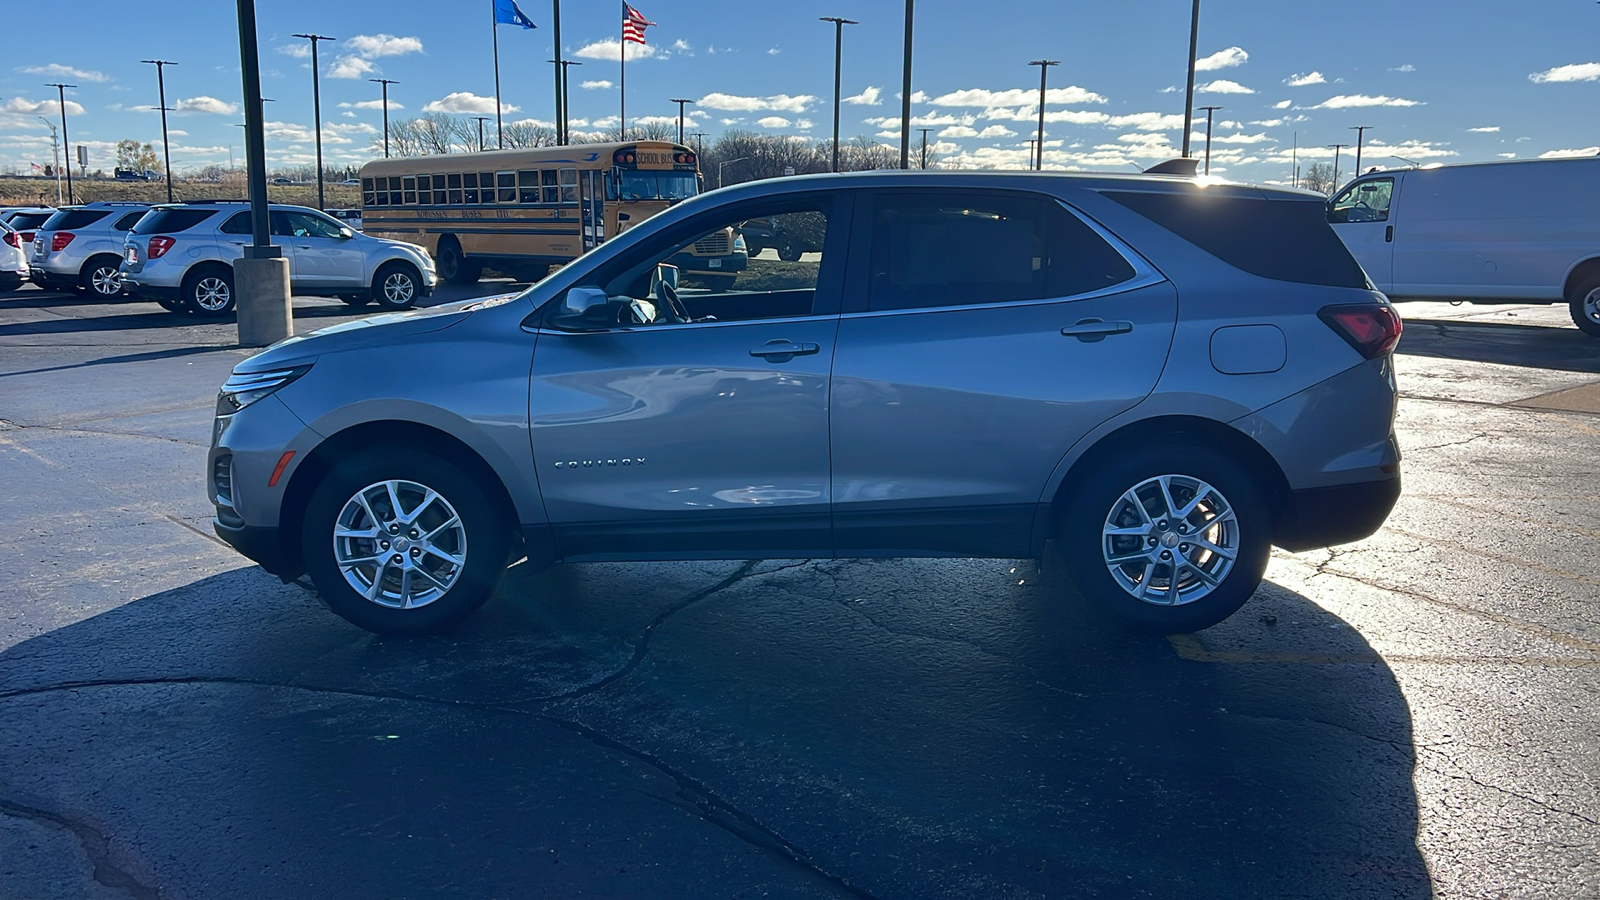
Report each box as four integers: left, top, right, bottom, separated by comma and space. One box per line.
1417, 747, 1600, 829
1403, 431, 1491, 454
0, 795, 162, 900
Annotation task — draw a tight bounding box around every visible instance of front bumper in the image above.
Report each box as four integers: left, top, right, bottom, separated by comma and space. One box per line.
213, 519, 301, 580
670, 251, 748, 276
1273, 475, 1401, 552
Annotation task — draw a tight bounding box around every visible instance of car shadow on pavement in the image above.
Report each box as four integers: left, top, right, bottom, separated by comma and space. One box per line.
0, 556, 1430, 899
1398, 314, 1600, 373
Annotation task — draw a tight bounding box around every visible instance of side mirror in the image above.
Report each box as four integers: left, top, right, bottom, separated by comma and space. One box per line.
561, 286, 609, 317
338, 228, 355, 240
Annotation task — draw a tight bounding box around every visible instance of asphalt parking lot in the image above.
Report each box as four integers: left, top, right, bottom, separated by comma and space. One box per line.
1, 284, 1597, 899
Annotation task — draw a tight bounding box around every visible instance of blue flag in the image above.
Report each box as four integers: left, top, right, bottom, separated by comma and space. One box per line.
494, 0, 536, 29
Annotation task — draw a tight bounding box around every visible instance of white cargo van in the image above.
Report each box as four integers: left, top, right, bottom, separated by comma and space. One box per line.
1328, 156, 1600, 336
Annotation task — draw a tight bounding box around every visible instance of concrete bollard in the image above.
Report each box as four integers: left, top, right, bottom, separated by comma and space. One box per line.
235, 256, 292, 348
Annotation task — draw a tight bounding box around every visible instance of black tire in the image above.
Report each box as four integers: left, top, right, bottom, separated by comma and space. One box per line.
777, 239, 803, 262
436, 239, 482, 285
340, 294, 373, 307
744, 240, 765, 259
1060, 444, 1271, 633
79, 255, 125, 299
154, 294, 183, 312
301, 449, 510, 635
181, 266, 236, 317
1567, 275, 1600, 337
371, 261, 421, 310
697, 274, 736, 292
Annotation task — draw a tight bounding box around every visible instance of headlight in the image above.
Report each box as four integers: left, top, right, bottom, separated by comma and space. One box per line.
733, 235, 747, 251
219, 365, 311, 412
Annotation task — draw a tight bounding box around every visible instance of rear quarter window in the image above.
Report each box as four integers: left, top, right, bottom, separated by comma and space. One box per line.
8, 213, 52, 230
1101, 189, 1368, 289
41, 209, 112, 231
132, 209, 220, 235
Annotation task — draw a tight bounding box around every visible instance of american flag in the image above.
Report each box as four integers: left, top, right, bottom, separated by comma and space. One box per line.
622, 2, 654, 44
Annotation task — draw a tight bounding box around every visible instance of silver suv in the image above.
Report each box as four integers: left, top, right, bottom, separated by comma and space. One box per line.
120, 202, 436, 316
29, 202, 151, 297
208, 171, 1402, 636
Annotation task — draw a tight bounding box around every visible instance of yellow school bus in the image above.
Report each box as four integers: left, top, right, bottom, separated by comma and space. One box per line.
358, 141, 744, 286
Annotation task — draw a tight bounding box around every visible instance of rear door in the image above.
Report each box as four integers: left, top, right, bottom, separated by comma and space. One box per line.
1328, 175, 1397, 290
829, 189, 1177, 557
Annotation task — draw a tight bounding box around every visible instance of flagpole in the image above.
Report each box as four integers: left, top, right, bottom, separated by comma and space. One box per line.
619, 15, 626, 140
492, 0, 504, 148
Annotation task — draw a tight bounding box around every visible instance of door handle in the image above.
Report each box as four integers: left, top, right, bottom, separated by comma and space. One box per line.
1060, 318, 1133, 342
1385, 225, 1394, 243
749, 339, 820, 361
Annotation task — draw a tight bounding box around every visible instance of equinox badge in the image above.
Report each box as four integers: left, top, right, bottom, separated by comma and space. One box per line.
554, 457, 646, 469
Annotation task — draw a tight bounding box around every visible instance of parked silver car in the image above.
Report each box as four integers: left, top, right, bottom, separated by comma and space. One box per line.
29, 202, 150, 297
120, 201, 436, 316
0, 220, 27, 291
209, 171, 1402, 636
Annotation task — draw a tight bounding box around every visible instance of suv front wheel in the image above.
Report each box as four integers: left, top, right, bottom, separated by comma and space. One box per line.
183, 265, 236, 317
1061, 444, 1271, 633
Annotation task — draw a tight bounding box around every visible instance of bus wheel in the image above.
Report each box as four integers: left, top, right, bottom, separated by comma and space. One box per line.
436, 239, 481, 285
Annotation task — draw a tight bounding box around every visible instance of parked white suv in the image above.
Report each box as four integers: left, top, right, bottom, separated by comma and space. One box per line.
0, 220, 27, 291
29, 202, 151, 297
120, 202, 437, 316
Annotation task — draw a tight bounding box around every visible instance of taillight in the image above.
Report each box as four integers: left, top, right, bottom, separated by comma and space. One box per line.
1319, 303, 1403, 359
19, 232, 35, 244
51, 232, 75, 252
147, 236, 176, 259
1, 231, 16, 248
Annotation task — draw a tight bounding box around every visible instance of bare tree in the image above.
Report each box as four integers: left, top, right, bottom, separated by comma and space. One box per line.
1300, 162, 1337, 195
503, 121, 557, 149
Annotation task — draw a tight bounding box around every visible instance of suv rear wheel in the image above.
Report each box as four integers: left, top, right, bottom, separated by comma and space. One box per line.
183, 266, 236, 317
372, 262, 421, 310
301, 449, 509, 635
1061, 444, 1271, 633
79, 255, 125, 299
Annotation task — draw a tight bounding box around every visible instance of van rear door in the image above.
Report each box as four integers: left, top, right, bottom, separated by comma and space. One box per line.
1329, 175, 1397, 291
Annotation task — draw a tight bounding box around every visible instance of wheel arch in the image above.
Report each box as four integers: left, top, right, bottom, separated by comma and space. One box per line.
78, 251, 124, 279
277, 419, 528, 581
1036, 414, 1292, 556
1562, 256, 1600, 301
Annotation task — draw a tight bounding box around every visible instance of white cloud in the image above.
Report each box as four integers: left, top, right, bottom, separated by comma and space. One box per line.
3, 97, 85, 116
581, 79, 614, 90
339, 100, 403, 111
1284, 71, 1326, 87
574, 39, 657, 62
672, 39, 692, 54
344, 34, 424, 58
276, 43, 311, 59
1539, 147, 1600, 158
940, 125, 979, 138
977, 124, 1015, 138
328, 57, 377, 79
1194, 47, 1248, 72
1250, 118, 1284, 127
1200, 131, 1271, 144
756, 116, 790, 128
1390, 64, 1416, 73
929, 86, 1106, 107
175, 96, 238, 115
767, 47, 781, 55
19, 64, 111, 83
509, 117, 556, 129
698, 92, 813, 113
1530, 62, 1600, 84
1197, 79, 1254, 94
1467, 126, 1500, 133
795, 118, 813, 130
1272, 99, 1292, 109
844, 86, 881, 106
422, 92, 516, 114
1497, 152, 1517, 159
1312, 94, 1422, 108
263, 120, 315, 142
720, 117, 742, 126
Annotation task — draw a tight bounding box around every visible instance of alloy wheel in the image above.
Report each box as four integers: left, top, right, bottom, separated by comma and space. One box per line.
1100, 473, 1240, 606
194, 277, 231, 312
90, 266, 121, 296
332, 479, 468, 610
382, 271, 415, 304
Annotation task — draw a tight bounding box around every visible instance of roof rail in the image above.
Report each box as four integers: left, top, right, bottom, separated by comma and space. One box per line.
1142, 158, 1200, 177
171, 199, 251, 205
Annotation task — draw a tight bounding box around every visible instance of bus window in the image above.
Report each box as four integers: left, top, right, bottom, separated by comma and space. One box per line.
498, 171, 516, 203
388, 177, 402, 196
541, 170, 559, 204
518, 170, 539, 204
463, 173, 478, 204
374, 184, 389, 206
479, 172, 495, 204
402, 176, 417, 205
447, 173, 462, 205
559, 168, 578, 205
362, 178, 376, 207
416, 175, 432, 205
432, 174, 446, 194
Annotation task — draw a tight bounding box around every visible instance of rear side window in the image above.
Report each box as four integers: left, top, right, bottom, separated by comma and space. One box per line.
1102, 189, 1367, 288
41, 209, 111, 231
9, 213, 53, 230
132, 208, 220, 235
220, 212, 252, 234
113, 211, 148, 231
867, 191, 1137, 311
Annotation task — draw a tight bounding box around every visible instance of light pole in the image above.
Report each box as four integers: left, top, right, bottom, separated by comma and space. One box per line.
369, 78, 398, 157
237, 0, 291, 347
670, 98, 693, 145
140, 60, 178, 202
551, 0, 564, 145
1025, 138, 1037, 170
899, 0, 914, 169
819, 16, 858, 173
717, 156, 749, 188
1328, 142, 1349, 190
1180, 0, 1201, 158
549, 60, 581, 144
1350, 125, 1372, 175
474, 116, 491, 151
45, 83, 75, 204
918, 127, 931, 169
689, 131, 707, 156
1199, 105, 1222, 174
1028, 59, 1059, 171
291, 33, 335, 211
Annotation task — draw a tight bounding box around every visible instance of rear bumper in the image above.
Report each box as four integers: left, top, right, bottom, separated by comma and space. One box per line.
1273, 475, 1401, 552
122, 279, 181, 303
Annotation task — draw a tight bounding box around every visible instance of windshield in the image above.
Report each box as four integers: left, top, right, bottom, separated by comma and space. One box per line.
615, 170, 698, 202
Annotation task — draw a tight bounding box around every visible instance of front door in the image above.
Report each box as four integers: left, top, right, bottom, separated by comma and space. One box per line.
281, 210, 364, 291
528, 193, 848, 559
1328, 176, 1396, 291
830, 189, 1178, 557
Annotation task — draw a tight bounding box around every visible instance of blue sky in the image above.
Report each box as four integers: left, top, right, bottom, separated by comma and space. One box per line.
2, 0, 1598, 184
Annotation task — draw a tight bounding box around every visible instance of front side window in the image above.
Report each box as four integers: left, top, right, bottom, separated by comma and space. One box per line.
867, 192, 1136, 311
219, 212, 252, 235
1328, 178, 1394, 224
282, 210, 345, 239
